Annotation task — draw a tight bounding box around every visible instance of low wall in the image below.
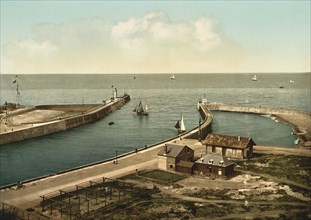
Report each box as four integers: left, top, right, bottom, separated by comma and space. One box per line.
0, 95, 130, 145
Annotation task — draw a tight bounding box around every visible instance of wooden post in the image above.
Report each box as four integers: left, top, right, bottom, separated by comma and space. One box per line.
95, 191, 98, 204
85, 189, 88, 201
60, 203, 62, 217
69, 205, 72, 220
41, 196, 45, 212
50, 200, 53, 215
87, 200, 90, 213
78, 197, 81, 212
118, 188, 121, 201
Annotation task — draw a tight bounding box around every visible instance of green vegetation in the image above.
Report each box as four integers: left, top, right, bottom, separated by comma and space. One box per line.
235, 154, 311, 188
139, 170, 186, 183
101, 200, 310, 220
119, 169, 186, 184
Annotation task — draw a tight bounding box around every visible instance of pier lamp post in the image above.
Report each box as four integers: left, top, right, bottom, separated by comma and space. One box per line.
115, 150, 118, 164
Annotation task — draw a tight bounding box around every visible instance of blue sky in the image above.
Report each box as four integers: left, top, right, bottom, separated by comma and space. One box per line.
1, 0, 310, 74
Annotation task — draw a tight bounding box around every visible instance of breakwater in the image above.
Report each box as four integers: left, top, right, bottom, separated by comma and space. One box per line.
0, 94, 130, 145
206, 103, 310, 116
206, 102, 311, 146
183, 103, 213, 140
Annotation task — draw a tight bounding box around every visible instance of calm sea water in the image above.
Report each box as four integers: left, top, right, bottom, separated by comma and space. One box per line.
0, 73, 310, 186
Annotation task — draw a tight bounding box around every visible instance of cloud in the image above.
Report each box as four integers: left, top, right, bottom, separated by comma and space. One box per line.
2, 11, 228, 74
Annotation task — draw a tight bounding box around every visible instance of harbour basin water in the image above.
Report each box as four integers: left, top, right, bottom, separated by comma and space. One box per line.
0, 73, 310, 186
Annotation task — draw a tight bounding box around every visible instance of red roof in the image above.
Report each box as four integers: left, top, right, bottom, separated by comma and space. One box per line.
202, 134, 255, 149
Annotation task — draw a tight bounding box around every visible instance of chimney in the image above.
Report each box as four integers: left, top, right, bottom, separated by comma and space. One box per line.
164, 144, 168, 154
238, 136, 241, 141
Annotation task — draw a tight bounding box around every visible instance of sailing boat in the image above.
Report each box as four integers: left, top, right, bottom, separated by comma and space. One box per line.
252, 74, 257, 81
175, 113, 186, 133
170, 74, 175, 80
134, 101, 149, 116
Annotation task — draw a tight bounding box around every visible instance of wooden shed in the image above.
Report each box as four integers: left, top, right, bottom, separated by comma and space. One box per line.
202, 134, 255, 159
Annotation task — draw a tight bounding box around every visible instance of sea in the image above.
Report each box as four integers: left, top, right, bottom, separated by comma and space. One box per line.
0, 73, 310, 187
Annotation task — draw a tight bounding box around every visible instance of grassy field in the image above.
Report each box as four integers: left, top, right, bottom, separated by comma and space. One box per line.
234, 154, 311, 189
119, 169, 186, 184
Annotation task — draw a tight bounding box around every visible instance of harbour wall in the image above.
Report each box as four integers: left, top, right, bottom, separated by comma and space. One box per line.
0, 121, 67, 145
35, 104, 100, 112
182, 103, 213, 140
206, 102, 311, 145
206, 103, 310, 117
0, 95, 130, 145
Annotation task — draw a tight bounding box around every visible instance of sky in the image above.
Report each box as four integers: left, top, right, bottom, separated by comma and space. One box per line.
0, 0, 310, 74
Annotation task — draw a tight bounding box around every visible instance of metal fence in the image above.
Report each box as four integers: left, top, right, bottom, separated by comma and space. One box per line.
40, 177, 134, 220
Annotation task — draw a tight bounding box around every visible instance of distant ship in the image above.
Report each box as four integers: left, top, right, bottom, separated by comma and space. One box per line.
170, 74, 175, 80
175, 113, 186, 133
133, 100, 149, 116
290, 80, 294, 84
252, 75, 257, 81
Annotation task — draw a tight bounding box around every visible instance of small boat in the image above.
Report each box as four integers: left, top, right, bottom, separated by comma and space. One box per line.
133, 100, 149, 116
170, 74, 175, 80
175, 113, 186, 133
108, 122, 114, 125
252, 75, 257, 81
290, 80, 294, 84
279, 84, 284, 89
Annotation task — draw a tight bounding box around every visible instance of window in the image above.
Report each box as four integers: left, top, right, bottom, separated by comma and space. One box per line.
218, 169, 222, 176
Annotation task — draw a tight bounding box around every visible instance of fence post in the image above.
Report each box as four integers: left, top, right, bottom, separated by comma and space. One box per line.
50, 200, 53, 215
41, 196, 45, 212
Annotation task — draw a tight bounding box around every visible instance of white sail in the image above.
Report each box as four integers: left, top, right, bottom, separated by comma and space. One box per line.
170, 74, 175, 80
180, 114, 185, 132
252, 75, 257, 81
